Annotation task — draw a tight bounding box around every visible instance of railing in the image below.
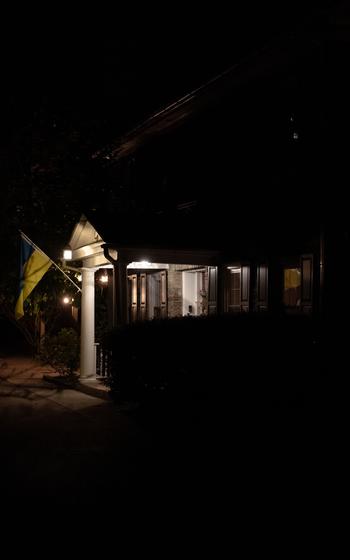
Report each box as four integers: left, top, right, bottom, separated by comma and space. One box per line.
95, 343, 112, 378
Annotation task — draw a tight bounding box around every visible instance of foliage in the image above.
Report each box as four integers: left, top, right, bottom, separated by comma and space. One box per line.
0, 259, 81, 352
39, 327, 79, 376
0, 90, 118, 352
103, 314, 319, 410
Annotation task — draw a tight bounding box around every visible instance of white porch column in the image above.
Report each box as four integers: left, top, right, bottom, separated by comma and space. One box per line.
80, 267, 97, 378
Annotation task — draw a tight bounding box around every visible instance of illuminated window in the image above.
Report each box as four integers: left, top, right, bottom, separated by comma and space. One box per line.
283, 267, 301, 308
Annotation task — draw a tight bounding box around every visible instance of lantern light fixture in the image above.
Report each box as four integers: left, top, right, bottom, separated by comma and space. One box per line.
63, 245, 72, 260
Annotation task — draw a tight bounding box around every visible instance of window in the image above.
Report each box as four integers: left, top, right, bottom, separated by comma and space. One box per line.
227, 267, 241, 312
283, 267, 301, 308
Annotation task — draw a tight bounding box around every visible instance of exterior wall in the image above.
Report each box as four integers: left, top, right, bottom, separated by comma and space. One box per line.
167, 264, 184, 317
168, 265, 209, 317
201, 268, 209, 315
167, 256, 320, 320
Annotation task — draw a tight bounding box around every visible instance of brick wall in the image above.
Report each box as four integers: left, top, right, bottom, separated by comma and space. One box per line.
167, 264, 184, 317
167, 265, 209, 317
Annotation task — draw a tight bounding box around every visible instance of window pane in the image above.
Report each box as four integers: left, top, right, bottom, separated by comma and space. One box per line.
283, 267, 301, 307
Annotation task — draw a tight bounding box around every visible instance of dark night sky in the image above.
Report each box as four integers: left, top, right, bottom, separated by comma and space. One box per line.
1, 1, 348, 251
2, 4, 329, 144
0, 0, 348, 319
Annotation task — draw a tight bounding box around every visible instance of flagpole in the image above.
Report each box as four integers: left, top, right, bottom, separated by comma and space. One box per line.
19, 230, 82, 293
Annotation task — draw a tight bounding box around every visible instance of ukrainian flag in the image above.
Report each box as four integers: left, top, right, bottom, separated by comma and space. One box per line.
15, 233, 52, 319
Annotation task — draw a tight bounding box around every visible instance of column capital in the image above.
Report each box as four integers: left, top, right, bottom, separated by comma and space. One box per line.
81, 266, 98, 273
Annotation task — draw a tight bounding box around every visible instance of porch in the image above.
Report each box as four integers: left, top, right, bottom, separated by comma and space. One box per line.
65, 215, 317, 379
66, 215, 222, 378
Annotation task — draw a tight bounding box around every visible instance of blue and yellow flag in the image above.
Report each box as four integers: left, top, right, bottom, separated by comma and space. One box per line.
15, 233, 52, 320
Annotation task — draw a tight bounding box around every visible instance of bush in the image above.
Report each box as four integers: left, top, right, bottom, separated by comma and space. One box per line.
39, 327, 79, 376
102, 314, 318, 410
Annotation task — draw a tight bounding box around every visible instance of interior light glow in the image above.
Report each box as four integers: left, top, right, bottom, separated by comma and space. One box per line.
127, 261, 152, 269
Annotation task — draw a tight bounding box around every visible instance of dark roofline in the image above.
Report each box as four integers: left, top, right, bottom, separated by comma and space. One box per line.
93, 30, 322, 163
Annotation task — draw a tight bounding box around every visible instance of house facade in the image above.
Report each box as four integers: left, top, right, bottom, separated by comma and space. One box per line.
66, 209, 321, 378
65, 27, 348, 377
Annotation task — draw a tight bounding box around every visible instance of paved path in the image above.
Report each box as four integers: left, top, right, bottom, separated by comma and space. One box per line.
0, 354, 56, 381
1, 355, 242, 512
0, 355, 157, 511
0, 354, 343, 516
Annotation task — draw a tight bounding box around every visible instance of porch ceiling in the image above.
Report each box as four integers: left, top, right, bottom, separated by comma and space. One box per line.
106, 245, 220, 266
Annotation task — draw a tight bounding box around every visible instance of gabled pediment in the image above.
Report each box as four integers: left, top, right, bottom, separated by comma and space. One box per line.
68, 214, 103, 250
67, 214, 112, 266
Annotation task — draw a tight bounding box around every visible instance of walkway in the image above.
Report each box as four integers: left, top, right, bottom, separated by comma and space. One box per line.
0, 354, 110, 399
0, 353, 341, 517
0, 354, 155, 511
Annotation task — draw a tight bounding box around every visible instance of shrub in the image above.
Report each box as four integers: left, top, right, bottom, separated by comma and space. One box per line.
102, 314, 317, 409
39, 327, 79, 376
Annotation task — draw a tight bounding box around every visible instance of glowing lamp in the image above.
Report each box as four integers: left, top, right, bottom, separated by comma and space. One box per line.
63, 245, 72, 260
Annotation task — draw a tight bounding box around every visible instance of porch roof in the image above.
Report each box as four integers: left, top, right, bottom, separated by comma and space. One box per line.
85, 205, 320, 257
68, 212, 223, 266
84, 208, 222, 252
67, 203, 321, 268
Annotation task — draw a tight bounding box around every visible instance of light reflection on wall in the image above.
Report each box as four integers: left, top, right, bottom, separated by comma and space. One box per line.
127, 262, 170, 269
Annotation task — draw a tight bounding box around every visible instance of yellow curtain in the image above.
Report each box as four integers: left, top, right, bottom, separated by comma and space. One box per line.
284, 268, 301, 290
